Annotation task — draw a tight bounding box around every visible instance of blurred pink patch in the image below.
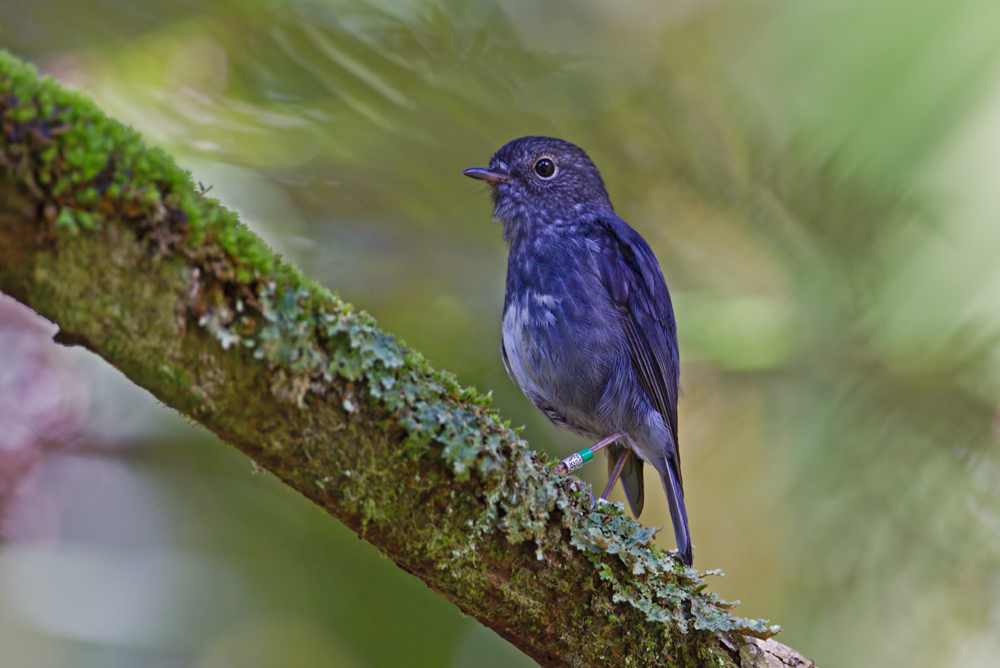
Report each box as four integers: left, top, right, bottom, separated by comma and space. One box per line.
0, 292, 89, 542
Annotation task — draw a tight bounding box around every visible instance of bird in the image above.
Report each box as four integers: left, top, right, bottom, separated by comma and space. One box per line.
463, 136, 692, 566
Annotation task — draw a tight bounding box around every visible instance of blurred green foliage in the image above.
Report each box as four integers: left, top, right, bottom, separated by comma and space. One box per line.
2, 1, 1000, 667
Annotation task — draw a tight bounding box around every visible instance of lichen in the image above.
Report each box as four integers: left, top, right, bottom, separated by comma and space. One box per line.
571, 503, 779, 642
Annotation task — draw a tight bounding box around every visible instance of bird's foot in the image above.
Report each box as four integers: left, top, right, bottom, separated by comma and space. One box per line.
591, 496, 614, 510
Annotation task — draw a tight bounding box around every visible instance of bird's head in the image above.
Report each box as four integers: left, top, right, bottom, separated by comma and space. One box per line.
464, 136, 614, 237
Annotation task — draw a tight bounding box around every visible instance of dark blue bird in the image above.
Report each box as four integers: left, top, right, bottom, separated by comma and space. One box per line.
464, 136, 692, 566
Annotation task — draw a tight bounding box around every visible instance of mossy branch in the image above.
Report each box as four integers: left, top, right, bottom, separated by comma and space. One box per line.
0, 50, 811, 668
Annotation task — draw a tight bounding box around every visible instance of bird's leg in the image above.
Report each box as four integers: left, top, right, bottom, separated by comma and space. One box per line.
597, 448, 631, 504
553, 431, 624, 474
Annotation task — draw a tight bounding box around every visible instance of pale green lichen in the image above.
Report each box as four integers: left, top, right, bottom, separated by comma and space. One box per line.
572, 503, 779, 641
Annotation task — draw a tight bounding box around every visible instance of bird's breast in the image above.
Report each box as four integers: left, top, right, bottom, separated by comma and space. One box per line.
501, 272, 624, 436
501, 291, 557, 398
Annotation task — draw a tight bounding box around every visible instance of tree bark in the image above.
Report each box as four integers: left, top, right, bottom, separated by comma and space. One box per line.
0, 50, 812, 668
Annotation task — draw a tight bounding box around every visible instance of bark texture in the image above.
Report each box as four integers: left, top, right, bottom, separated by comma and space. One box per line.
0, 50, 812, 668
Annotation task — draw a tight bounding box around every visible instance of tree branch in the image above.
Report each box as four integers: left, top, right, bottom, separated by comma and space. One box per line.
0, 50, 810, 668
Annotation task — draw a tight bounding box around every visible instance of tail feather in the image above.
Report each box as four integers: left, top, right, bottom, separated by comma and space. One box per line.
608, 446, 644, 517
608, 446, 692, 566
661, 458, 693, 566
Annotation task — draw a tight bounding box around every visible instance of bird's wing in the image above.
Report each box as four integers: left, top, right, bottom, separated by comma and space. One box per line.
588, 216, 681, 468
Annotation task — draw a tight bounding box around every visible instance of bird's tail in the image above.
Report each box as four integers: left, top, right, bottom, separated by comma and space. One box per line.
660, 458, 693, 566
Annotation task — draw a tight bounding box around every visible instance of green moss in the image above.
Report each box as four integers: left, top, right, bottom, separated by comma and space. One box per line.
0, 49, 285, 288
54, 206, 76, 231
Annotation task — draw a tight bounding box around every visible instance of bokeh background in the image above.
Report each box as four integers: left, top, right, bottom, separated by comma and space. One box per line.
3, 1, 1000, 666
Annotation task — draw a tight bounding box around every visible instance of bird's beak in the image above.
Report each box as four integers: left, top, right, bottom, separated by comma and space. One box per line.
463, 167, 509, 184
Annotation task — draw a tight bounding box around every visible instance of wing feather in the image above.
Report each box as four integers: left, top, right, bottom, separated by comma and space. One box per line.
589, 217, 681, 473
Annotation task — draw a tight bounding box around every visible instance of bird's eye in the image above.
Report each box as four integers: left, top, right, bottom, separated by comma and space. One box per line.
533, 158, 556, 179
